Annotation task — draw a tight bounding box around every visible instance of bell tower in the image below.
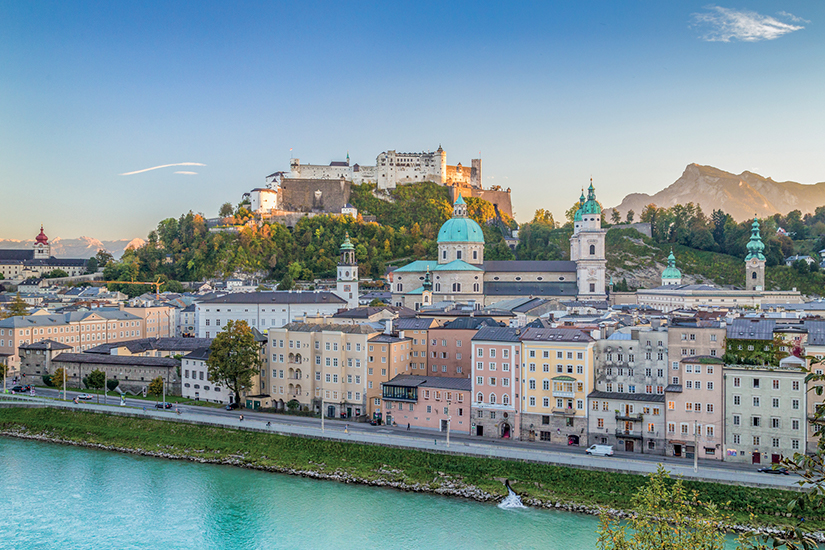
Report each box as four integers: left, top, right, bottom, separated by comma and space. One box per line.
745, 216, 766, 292
33, 225, 50, 260
570, 181, 607, 300
335, 233, 359, 309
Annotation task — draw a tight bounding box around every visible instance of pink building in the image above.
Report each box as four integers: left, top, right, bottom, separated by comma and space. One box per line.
665, 356, 726, 461
426, 317, 502, 378
471, 326, 522, 439
381, 375, 471, 433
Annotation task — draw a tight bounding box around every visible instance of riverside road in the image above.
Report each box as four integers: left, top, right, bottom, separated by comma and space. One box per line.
2, 387, 806, 491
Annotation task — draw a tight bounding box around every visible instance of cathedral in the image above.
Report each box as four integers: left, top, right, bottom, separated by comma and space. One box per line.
387, 183, 607, 309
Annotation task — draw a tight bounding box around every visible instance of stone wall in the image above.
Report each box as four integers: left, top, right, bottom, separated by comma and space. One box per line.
279, 178, 352, 213
447, 186, 514, 219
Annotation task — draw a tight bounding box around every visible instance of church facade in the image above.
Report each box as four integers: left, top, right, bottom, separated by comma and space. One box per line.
0, 227, 88, 281
389, 184, 607, 309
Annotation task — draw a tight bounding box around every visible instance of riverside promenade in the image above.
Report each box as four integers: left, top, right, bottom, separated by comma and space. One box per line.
0, 392, 804, 491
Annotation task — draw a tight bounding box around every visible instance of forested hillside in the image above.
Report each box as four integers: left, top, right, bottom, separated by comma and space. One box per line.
103, 183, 514, 294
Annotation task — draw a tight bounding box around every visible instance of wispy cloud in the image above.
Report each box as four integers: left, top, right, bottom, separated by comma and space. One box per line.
778, 11, 809, 24
174, 171, 198, 175
691, 6, 805, 42
119, 162, 205, 176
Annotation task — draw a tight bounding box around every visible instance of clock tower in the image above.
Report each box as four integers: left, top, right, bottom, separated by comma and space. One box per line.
335, 233, 359, 309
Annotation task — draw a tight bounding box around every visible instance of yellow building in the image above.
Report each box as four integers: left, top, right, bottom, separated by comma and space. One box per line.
519, 327, 595, 445
366, 333, 412, 421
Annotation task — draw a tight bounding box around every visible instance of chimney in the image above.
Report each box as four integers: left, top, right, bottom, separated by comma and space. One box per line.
384, 319, 393, 335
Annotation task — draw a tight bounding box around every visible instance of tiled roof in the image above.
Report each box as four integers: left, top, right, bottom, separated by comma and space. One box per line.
53, 353, 179, 367
472, 326, 521, 342
183, 347, 211, 361
197, 291, 346, 305
277, 322, 379, 334
19, 339, 72, 351
587, 391, 665, 403
483, 260, 576, 273
438, 317, 502, 330
382, 375, 471, 391
519, 327, 594, 343
484, 281, 578, 297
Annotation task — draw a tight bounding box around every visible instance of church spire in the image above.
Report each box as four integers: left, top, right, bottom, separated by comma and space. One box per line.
745, 215, 766, 261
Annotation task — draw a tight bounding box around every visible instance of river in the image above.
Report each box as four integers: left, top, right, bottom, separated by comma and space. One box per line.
1, 437, 742, 549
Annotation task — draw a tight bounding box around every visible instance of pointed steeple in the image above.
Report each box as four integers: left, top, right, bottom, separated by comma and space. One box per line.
423, 268, 432, 291
746, 215, 766, 261
452, 194, 467, 217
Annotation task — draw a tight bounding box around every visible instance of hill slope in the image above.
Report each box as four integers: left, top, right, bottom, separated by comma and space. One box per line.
609, 164, 825, 222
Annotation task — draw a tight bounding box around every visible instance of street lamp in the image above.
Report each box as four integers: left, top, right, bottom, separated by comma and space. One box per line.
446, 415, 452, 447
694, 419, 699, 473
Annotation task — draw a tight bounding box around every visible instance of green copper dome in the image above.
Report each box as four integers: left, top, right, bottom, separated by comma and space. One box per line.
438, 196, 484, 243
745, 217, 765, 261
661, 249, 682, 280
340, 232, 354, 251
437, 217, 485, 243
574, 181, 601, 222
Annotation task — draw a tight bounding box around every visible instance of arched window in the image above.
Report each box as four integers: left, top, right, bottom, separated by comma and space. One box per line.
590, 244, 596, 255
452, 282, 461, 292
396, 283, 403, 292
503, 394, 510, 406
477, 392, 483, 403
490, 393, 496, 404
473, 250, 478, 260
473, 283, 479, 292
435, 283, 441, 292
442, 250, 447, 260
752, 272, 757, 279
529, 379, 536, 389
456, 250, 462, 260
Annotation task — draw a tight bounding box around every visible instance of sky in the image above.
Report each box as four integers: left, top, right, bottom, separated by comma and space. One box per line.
1, 1, 824, 240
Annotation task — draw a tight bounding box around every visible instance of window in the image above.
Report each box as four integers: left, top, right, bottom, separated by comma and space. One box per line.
733, 434, 740, 444
772, 397, 780, 408
733, 395, 741, 406
529, 396, 535, 406
733, 414, 740, 425
753, 396, 760, 407
753, 378, 760, 389
733, 377, 740, 387
792, 419, 800, 430
772, 379, 780, 390
793, 399, 800, 410
752, 416, 761, 427
543, 397, 549, 408
771, 418, 780, 429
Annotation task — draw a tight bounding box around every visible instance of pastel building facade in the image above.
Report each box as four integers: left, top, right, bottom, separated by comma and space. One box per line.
519, 328, 595, 446
470, 326, 522, 439
381, 375, 471, 432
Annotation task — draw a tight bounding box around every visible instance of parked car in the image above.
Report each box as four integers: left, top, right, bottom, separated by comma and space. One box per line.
11, 386, 24, 393
757, 466, 790, 475
155, 402, 173, 410
77, 394, 94, 401
585, 444, 614, 456
225, 403, 239, 411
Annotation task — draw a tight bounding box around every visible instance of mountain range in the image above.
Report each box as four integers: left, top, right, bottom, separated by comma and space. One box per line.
608, 164, 825, 221
0, 236, 145, 259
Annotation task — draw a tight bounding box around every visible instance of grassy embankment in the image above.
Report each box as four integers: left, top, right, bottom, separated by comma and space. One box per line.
0, 407, 820, 531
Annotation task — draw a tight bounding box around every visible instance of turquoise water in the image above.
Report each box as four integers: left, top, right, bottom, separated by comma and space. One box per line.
1, 437, 604, 550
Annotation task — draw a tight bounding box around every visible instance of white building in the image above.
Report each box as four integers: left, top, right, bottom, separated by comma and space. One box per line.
181, 348, 231, 403
196, 291, 347, 338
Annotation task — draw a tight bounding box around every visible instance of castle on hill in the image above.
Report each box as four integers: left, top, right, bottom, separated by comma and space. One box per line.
245, 146, 514, 223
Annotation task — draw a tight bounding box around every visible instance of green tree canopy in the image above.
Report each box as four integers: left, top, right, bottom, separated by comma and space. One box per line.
206, 320, 261, 408
1, 294, 29, 318
44, 269, 69, 278
147, 376, 164, 396
85, 369, 105, 391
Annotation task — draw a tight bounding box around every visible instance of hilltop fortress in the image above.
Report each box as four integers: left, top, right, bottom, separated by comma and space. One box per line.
246, 146, 514, 221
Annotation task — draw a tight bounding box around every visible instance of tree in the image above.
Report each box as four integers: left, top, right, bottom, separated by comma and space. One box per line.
85, 256, 99, 274
611, 210, 622, 224
278, 273, 294, 290
597, 466, 728, 550
44, 268, 70, 278
287, 399, 300, 412
369, 298, 388, 307
95, 249, 114, 268
531, 209, 556, 227
206, 320, 261, 408
219, 202, 234, 218
147, 376, 164, 397
106, 379, 119, 392
85, 369, 106, 403
1, 294, 29, 318
52, 367, 68, 391
626, 209, 635, 224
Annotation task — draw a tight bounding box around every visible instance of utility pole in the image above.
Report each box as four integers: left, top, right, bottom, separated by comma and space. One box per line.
446, 416, 451, 447
321, 390, 325, 433
694, 420, 698, 473
162, 374, 166, 407
63, 368, 67, 401
103, 371, 107, 405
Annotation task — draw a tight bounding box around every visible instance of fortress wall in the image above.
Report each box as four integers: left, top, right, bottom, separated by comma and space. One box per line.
279, 178, 352, 213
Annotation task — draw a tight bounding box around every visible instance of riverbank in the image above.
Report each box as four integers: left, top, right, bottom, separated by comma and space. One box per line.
0, 407, 819, 537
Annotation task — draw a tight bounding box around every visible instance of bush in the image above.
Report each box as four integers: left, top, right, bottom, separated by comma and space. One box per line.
42, 375, 53, 387
106, 379, 119, 392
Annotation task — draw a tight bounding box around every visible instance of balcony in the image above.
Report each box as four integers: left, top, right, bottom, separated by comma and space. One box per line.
552, 407, 577, 416
615, 413, 643, 422
552, 391, 575, 399
615, 429, 644, 439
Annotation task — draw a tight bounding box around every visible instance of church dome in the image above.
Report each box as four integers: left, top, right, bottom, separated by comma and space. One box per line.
437, 217, 485, 243
574, 182, 601, 221
35, 225, 48, 245
437, 195, 485, 243
661, 250, 682, 280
